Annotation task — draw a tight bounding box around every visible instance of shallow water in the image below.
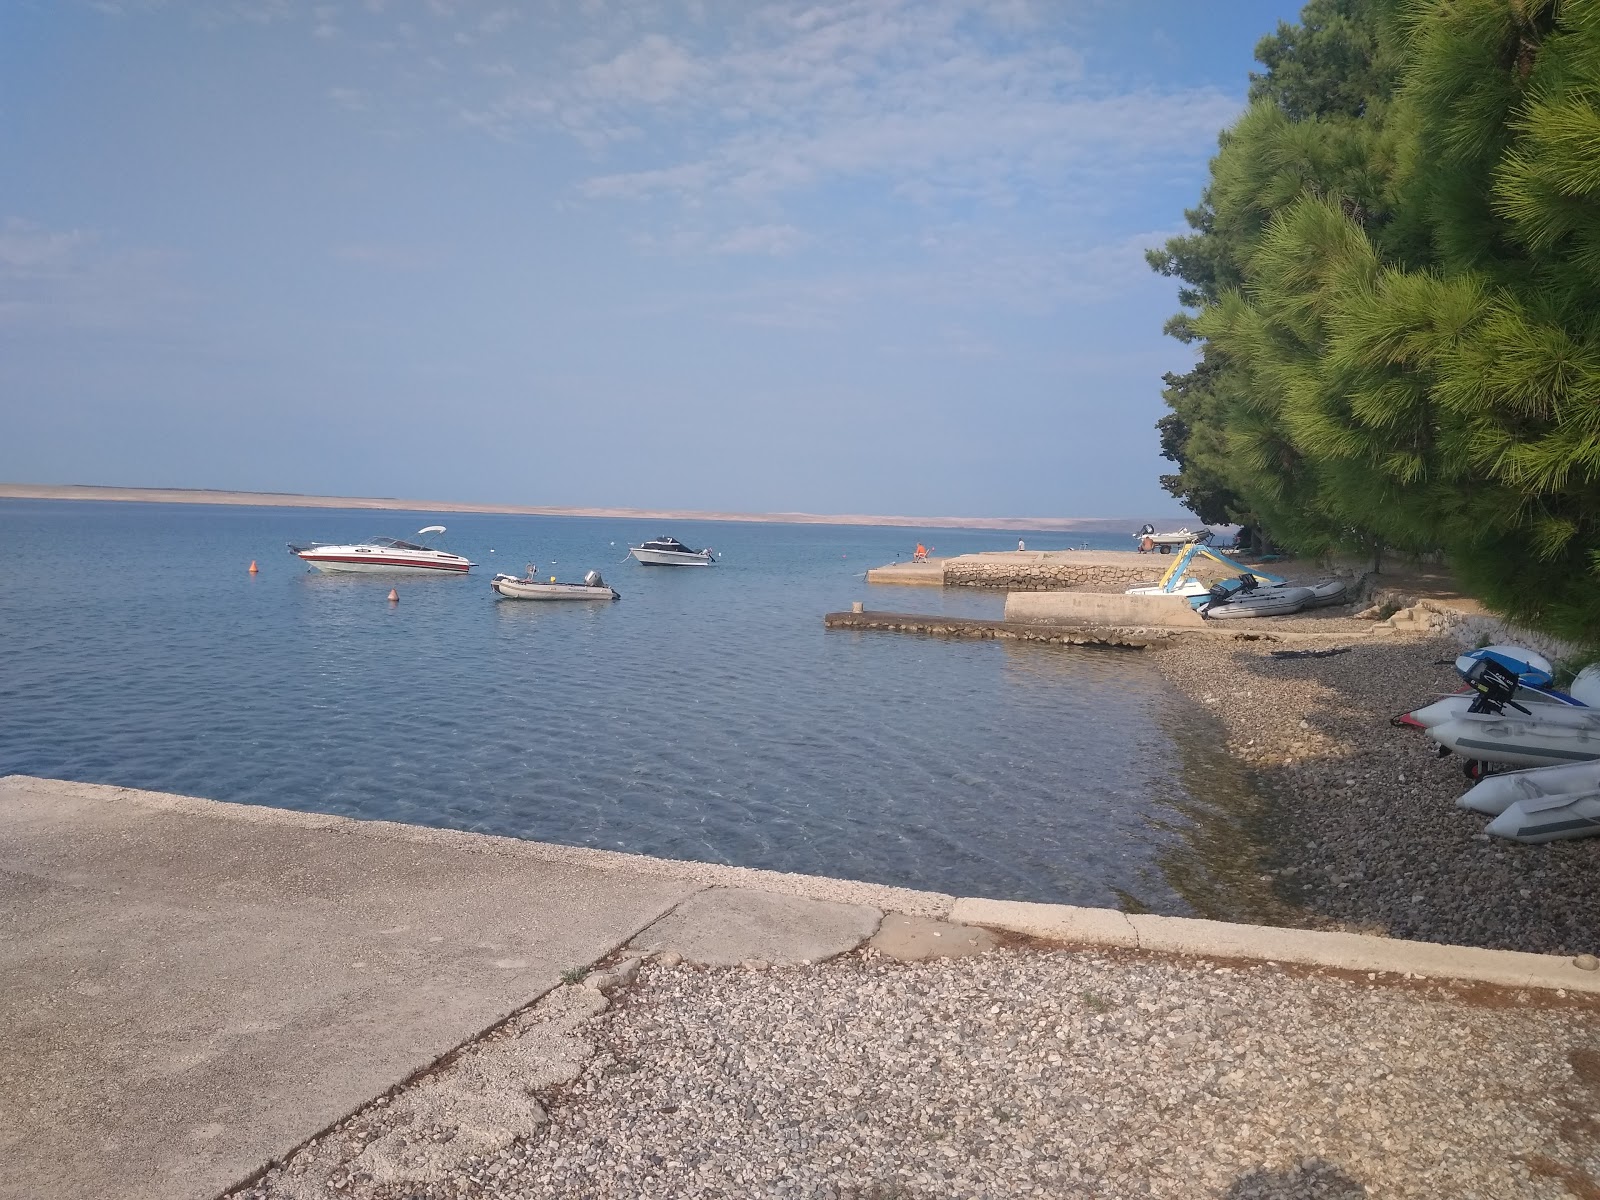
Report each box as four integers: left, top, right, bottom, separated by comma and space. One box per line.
0, 500, 1259, 913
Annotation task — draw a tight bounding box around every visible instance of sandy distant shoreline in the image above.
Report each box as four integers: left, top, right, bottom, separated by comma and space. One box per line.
0, 482, 1188, 535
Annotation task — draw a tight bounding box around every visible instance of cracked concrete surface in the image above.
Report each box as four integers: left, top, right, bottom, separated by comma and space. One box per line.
5, 776, 1599, 1200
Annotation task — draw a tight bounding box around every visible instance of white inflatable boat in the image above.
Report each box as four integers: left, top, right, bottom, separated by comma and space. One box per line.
1486, 792, 1600, 842
1457, 760, 1600, 815
1403, 693, 1592, 731
1571, 664, 1600, 707
1427, 712, 1600, 769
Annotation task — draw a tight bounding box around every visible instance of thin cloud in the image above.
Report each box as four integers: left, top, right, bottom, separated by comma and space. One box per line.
0, 218, 186, 332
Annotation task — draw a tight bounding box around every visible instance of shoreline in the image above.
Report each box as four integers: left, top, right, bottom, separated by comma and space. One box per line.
1147, 628, 1600, 956
0, 482, 1182, 534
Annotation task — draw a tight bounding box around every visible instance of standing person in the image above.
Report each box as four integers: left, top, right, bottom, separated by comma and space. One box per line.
1018, 539, 1026, 551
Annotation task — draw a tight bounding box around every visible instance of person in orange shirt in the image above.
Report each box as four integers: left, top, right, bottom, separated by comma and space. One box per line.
913, 543, 927, 561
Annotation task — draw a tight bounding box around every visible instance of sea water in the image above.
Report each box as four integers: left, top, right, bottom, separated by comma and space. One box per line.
0, 500, 1260, 915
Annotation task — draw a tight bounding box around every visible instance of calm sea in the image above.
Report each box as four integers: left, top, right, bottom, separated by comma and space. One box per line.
0, 500, 1262, 915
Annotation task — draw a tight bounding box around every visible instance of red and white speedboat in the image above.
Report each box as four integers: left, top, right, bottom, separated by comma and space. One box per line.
288, 525, 474, 574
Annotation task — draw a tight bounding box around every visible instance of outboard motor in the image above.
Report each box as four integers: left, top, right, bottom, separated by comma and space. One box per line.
584, 570, 604, 588
1200, 572, 1260, 619
1464, 656, 1530, 716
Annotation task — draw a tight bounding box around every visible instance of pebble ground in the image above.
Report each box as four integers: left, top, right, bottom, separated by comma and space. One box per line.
1147, 631, 1600, 955
236, 951, 1600, 1200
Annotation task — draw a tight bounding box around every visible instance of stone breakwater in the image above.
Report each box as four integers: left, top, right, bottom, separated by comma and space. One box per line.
823, 610, 1162, 648
939, 550, 1237, 592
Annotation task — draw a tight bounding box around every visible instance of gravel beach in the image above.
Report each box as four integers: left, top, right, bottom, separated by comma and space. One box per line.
233, 949, 1600, 1200
1147, 629, 1600, 956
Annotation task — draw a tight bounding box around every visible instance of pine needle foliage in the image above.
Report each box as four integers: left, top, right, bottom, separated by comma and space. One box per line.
1149, 0, 1600, 640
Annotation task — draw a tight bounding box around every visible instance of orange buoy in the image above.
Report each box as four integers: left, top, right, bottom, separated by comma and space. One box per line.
387, 588, 399, 603
248, 560, 258, 574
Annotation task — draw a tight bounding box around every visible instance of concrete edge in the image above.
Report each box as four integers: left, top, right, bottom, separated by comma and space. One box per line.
8, 775, 1596, 993
952, 897, 1600, 994
0, 776, 955, 918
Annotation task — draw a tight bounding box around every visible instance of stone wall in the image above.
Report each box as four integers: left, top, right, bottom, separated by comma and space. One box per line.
943, 551, 1237, 592
1003, 590, 1206, 627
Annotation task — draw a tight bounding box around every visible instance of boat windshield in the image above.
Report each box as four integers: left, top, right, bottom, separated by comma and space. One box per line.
645, 537, 693, 551
368, 536, 428, 551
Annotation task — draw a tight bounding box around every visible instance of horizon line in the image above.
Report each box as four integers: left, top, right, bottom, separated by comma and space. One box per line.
0, 482, 1201, 534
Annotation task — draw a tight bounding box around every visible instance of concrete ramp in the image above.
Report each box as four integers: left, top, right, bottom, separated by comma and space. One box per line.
0, 777, 699, 1200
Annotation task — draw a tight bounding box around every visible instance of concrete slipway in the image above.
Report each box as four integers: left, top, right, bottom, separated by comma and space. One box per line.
3, 775, 1598, 1200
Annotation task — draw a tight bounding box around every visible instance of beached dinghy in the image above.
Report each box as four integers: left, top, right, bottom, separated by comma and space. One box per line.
1486, 791, 1600, 842
1200, 576, 1315, 619
491, 569, 619, 601
1571, 664, 1600, 707
1454, 645, 1555, 687
1401, 692, 1592, 731
1457, 760, 1600, 816
1427, 713, 1600, 769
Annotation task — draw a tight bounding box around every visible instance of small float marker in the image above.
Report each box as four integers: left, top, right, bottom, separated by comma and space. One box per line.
387, 588, 399, 603
248, 560, 258, 574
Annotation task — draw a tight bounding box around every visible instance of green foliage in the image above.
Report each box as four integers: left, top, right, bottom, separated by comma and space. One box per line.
1148, 0, 1600, 641
1249, 0, 1403, 120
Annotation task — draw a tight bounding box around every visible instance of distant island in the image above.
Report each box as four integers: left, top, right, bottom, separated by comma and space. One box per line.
0, 482, 1192, 535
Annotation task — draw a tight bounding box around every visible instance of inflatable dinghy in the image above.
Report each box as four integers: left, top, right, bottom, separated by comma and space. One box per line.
1298, 578, 1349, 607
1427, 713, 1600, 769
1571, 664, 1600, 707
1486, 792, 1600, 843
1455, 645, 1555, 688
1457, 760, 1600, 816
1202, 585, 1315, 619
1401, 693, 1592, 731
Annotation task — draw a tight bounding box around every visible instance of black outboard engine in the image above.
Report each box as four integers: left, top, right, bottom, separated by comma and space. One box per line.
1463, 656, 1530, 716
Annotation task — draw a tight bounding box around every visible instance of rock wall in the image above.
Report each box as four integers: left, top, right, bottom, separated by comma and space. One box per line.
943, 552, 1237, 592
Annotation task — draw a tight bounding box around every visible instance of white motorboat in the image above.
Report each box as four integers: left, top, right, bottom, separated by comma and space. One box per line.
629, 536, 715, 566
491, 569, 619, 601
1133, 523, 1212, 551
1486, 792, 1600, 842
1427, 712, 1600, 769
288, 526, 473, 574
1457, 760, 1600, 816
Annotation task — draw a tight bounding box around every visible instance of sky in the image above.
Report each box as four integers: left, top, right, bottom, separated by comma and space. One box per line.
0, 0, 1305, 519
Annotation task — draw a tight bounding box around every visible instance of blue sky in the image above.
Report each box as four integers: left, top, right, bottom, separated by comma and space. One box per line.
1, 0, 1303, 518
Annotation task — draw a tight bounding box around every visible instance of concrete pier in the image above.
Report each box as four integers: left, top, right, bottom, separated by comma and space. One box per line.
822, 609, 1162, 648
866, 549, 1237, 592
7, 775, 1598, 1200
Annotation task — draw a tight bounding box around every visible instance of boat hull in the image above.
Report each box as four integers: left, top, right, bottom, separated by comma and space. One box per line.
1428, 714, 1600, 768
1458, 760, 1600, 815
1202, 586, 1314, 619
297, 552, 471, 574
491, 576, 619, 601
1487, 792, 1600, 842
629, 547, 713, 566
